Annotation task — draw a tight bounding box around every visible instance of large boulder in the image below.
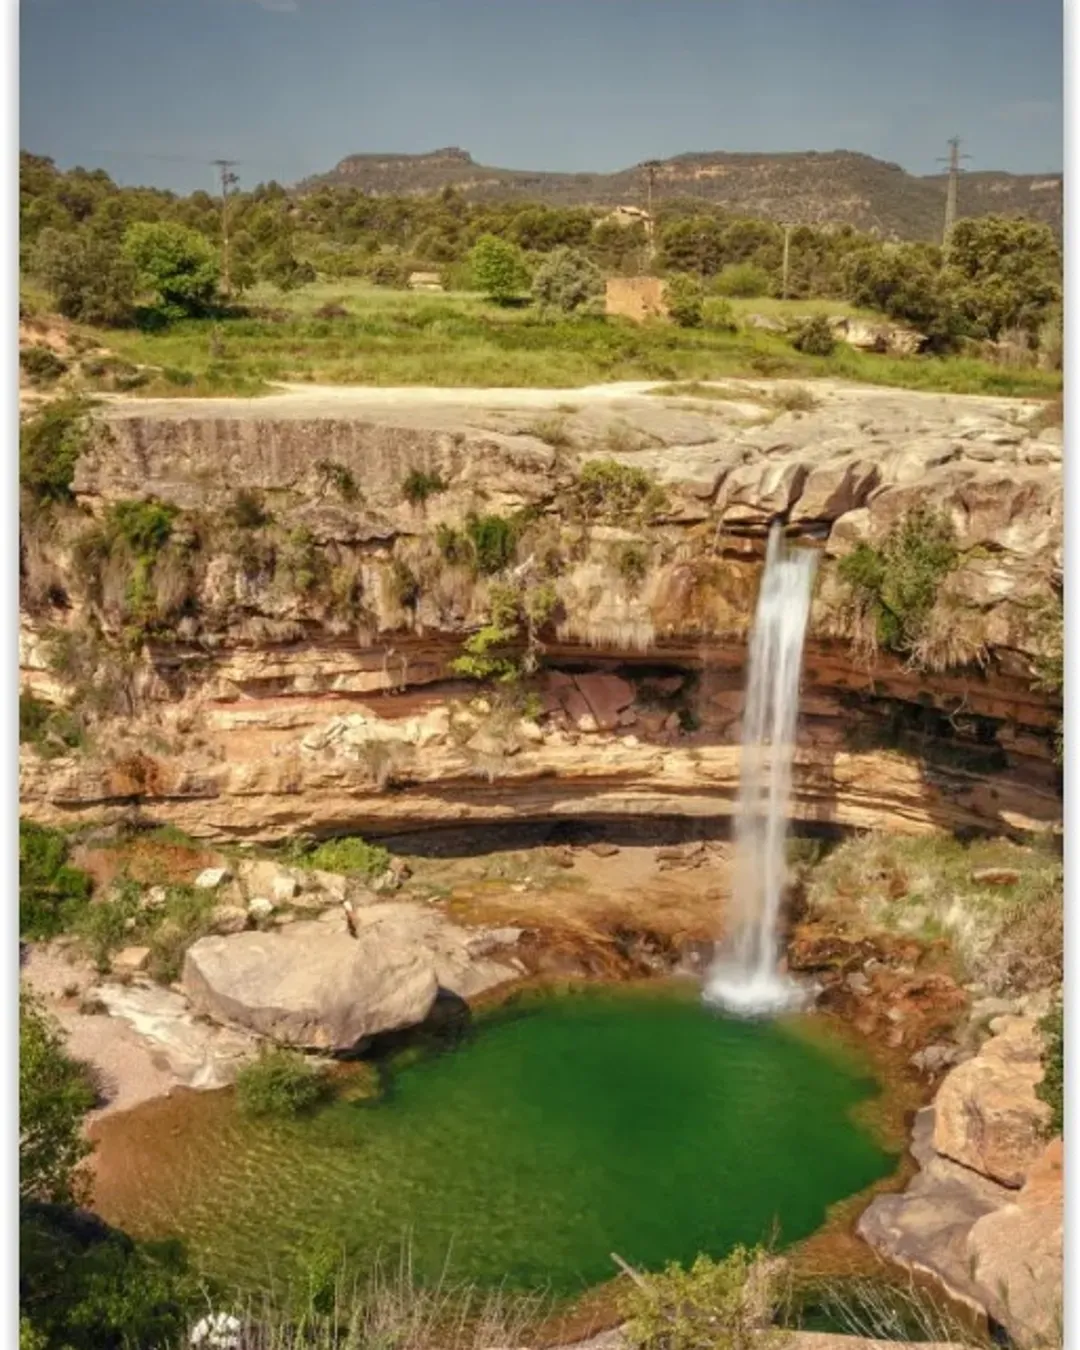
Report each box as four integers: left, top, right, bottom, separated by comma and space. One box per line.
183, 918, 440, 1050
966, 1138, 1063, 1348
932, 1016, 1051, 1187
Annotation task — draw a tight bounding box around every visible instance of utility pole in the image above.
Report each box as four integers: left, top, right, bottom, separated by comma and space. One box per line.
642, 160, 661, 270
781, 223, 792, 300
938, 136, 971, 253
212, 159, 240, 298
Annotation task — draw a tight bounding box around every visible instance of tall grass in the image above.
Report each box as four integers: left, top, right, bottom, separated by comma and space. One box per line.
64, 287, 1061, 399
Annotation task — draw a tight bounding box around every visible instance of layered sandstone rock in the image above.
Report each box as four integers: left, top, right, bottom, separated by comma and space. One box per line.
19, 381, 1062, 842
932, 1016, 1052, 1186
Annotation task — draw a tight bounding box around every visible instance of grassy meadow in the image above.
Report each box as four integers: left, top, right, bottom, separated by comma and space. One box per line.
22, 277, 1062, 400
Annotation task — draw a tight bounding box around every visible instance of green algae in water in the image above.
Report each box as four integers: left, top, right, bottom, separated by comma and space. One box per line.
96, 987, 897, 1294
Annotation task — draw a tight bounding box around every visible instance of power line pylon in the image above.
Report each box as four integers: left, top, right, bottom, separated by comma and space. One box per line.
938, 137, 971, 252
212, 159, 240, 297
642, 160, 661, 270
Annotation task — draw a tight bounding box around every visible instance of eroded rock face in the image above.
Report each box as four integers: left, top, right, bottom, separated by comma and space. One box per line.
858, 1019, 1062, 1347
932, 1016, 1051, 1186
966, 1139, 1063, 1348
19, 382, 1061, 842
183, 919, 440, 1050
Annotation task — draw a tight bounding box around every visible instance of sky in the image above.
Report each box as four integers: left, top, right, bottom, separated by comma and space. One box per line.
20, 0, 1063, 195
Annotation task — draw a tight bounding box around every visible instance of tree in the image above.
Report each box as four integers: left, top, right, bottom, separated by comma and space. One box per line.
20, 398, 94, 504
843, 243, 960, 349
468, 234, 529, 302
32, 228, 136, 325
664, 273, 705, 327
19, 991, 94, 1205
531, 246, 604, 314
945, 215, 1062, 339
258, 242, 317, 293
122, 221, 220, 319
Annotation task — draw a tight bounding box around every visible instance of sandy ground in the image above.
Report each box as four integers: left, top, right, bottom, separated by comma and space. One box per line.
21, 945, 180, 1121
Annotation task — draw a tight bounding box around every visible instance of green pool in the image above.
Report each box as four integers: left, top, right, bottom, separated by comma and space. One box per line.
93, 986, 896, 1293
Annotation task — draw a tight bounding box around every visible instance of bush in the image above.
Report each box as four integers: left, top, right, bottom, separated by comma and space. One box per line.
295, 835, 392, 880
702, 297, 738, 332
20, 345, 68, 385
790, 313, 836, 356
365, 254, 410, 289
389, 558, 420, 608
105, 499, 177, 558
620, 1246, 783, 1350
19, 820, 92, 941
465, 512, 518, 575
576, 459, 667, 522
614, 541, 650, 590
663, 273, 704, 328
20, 397, 93, 504
401, 469, 447, 505
32, 226, 137, 325
531, 246, 604, 314
122, 220, 220, 320
468, 235, 530, 303
713, 263, 771, 298
19, 693, 85, 760
838, 506, 958, 661
19, 991, 94, 1204
227, 488, 273, 530
20, 1202, 205, 1350
1036, 1001, 1063, 1135
235, 1047, 330, 1119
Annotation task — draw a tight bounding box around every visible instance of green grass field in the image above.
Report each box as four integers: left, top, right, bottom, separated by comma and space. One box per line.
24, 278, 1062, 400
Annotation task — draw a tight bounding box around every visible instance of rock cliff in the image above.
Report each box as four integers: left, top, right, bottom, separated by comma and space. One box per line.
19, 381, 1062, 843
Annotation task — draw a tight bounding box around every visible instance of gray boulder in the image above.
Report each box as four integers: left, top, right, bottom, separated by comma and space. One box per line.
183, 919, 439, 1051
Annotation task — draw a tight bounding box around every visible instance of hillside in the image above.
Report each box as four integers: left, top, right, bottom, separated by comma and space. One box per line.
302, 147, 1062, 241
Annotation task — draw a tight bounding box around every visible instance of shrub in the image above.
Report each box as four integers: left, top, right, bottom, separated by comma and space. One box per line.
19, 820, 92, 941
313, 299, 349, 319
19, 990, 94, 1204
19, 397, 93, 504
526, 415, 573, 449
105, 499, 177, 558
296, 835, 392, 880
33, 226, 138, 325
227, 488, 272, 530
145, 885, 216, 984
235, 1047, 330, 1119
468, 235, 530, 303
838, 506, 959, 661
790, 313, 836, 356
365, 254, 410, 288
20, 1202, 205, 1350
314, 458, 359, 503
620, 1246, 782, 1350
19, 693, 85, 760
769, 385, 818, 414
663, 273, 704, 328
1036, 1001, 1063, 1135
713, 263, 771, 298
615, 541, 650, 590
401, 469, 447, 505
531, 246, 604, 314
20, 345, 68, 385
122, 221, 219, 320
436, 523, 473, 567
465, 513, 518, 575
702, 297, 738, 332
576, 459, 667, 522
389, 558, 420, 609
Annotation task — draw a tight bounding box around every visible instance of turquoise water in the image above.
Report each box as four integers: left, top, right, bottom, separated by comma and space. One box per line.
95, 987, 896, 1293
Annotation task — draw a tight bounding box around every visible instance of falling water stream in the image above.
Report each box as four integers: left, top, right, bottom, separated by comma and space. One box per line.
705, 522, 819, 1017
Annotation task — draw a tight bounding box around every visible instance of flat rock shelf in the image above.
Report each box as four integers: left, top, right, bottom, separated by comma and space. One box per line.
89, 985, 896, 1294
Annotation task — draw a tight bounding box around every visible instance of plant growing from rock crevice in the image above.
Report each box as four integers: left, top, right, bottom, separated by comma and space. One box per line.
838, 507, 959, 665
450, 581, 559, 684
575, 459, 668, 524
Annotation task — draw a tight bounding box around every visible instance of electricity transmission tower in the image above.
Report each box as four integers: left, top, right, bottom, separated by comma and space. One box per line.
212, 159, 240, 297
938, 137, 971, 251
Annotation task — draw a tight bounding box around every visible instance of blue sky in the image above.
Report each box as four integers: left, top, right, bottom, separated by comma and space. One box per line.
20, 0, 1063, 194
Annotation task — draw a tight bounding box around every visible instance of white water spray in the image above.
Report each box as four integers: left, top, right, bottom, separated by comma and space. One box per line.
705, 523, 819, 1017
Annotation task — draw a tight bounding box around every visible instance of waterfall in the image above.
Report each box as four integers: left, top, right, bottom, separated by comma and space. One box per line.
704, 522, 819, 1017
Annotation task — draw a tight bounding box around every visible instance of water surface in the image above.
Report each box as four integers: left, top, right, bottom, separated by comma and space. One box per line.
92, 986, 896, 1293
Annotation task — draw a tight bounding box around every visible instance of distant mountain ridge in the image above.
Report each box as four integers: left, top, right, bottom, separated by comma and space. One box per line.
301, 147, 1062, 241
